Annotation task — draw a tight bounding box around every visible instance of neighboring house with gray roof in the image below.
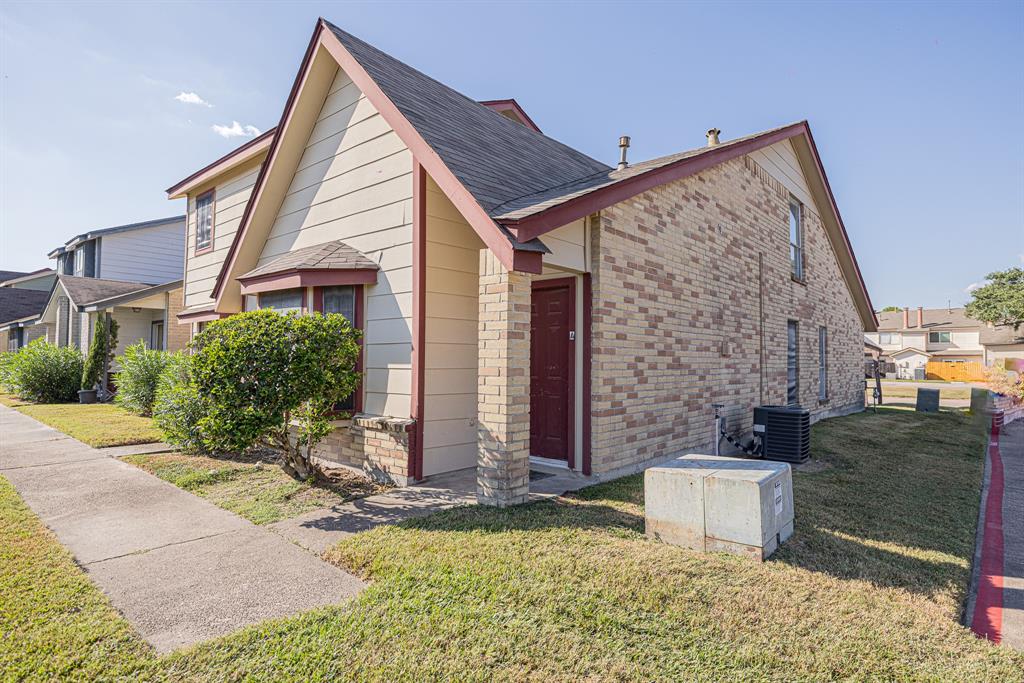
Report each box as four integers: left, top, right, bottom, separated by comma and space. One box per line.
865, 306, 1024, 377
0, 269, 58, 351
47, 215, 185, 284
164, 19, 876, 503
34, 275, 187, 358
22, 216, 189, 358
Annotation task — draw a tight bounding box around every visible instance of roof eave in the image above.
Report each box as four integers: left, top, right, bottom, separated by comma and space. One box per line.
166, 128, 276, 199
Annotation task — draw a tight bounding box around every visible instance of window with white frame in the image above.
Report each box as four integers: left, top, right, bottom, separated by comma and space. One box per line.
818, 326, 828, 401
879, 332, 901, 345
73, 248, 84, 275
928, 331, 951, 343
789, 198, 804, 280
195, 191, 214, 252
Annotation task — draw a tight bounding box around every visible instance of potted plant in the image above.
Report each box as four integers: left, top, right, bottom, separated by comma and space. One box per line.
80, 315, 118, 403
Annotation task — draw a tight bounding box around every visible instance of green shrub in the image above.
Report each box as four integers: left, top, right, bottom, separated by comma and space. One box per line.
190, 310, 361, 479
3, 340, 84, 403
81, 316, 119, 391
114, 342, 179, 416
152, 353, 209, 454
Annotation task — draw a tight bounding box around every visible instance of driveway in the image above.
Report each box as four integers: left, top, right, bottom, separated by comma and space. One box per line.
0, 405, 365, 653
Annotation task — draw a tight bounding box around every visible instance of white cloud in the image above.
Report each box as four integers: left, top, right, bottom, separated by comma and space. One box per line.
175, 91, 213, 107
964, 282, 982, 293
211, 121, 261, 139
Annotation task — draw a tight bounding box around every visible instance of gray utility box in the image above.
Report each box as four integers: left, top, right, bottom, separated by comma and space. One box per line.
644, 454, 794, 561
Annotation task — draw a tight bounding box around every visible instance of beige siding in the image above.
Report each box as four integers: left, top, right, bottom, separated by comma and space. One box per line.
183, 164, 262, 308
258, 66, 414, 419
423, 176, 485, 476
748, 139, 814, 210
541, 218, 587, 272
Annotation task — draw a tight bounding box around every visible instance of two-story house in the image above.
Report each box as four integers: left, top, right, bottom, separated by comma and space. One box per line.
32, 216, 190, 356
165, 19, 876, 505
864, 309, 1015, 378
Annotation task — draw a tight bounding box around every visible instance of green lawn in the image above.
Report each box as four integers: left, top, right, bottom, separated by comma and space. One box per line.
1, 409, 1021, 680
122, 452, 389, 525
10, 402, 163, 447
873, 385, 972, 400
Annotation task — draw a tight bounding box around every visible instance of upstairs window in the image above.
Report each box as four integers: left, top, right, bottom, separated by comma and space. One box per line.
73, 248, 84, 275
789, 198, 804, 281
879, 332, 901, 345
195, 190, 215, 253
928, 331, 951, 343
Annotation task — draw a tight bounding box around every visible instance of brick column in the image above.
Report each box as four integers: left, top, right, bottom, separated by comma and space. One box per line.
477, 250, 532, 507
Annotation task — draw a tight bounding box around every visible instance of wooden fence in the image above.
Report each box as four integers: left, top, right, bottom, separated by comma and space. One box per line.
925, 361, 986, 382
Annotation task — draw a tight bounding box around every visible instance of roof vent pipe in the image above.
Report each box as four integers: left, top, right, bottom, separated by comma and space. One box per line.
617, 135, 630, 170
706, 128, 721, 147
903, 307, 909, 329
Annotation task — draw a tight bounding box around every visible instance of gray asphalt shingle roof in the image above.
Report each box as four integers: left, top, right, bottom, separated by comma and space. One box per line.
325, 21, 611, 217
876, 307, 980, 331
0, 288, 50, 325
58, 275, 151, 307
490, 125, 797, 222
980, 324, 1024, 346
240, 240, 379, 280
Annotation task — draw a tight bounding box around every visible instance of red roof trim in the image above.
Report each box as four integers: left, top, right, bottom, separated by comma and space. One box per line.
237, 268, 378, 295
503, 124, 806, 243
166, 127, 276, 198
211, 21, 327, 302
478, 99, 542, 133
212, 21, 538, 305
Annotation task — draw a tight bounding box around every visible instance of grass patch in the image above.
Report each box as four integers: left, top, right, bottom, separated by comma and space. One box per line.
1, 409, 1021, 680
0, 392, 28, 407
11, 402, 163, 447
122, 451, 389, 525
873, 385, 972, 400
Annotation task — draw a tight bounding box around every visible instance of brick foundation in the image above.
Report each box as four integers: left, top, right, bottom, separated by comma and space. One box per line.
303, 414, 415, 485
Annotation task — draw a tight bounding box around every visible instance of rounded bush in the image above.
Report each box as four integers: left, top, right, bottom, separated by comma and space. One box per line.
3, 339, 84, 403
114, 341, 179, 416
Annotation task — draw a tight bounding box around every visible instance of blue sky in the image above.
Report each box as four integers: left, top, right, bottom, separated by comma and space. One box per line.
1, 1, 1021, 309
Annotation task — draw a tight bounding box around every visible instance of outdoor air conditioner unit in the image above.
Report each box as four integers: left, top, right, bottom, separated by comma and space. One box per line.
753, 406, 810, 464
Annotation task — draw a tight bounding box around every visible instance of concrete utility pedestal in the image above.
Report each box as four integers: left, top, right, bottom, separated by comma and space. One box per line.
644, 454, 794, 561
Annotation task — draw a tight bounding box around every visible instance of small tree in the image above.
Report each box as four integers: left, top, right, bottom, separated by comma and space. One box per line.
966, 267, 1024, 330
82, 315, 119, 392
880, 306, 902, 312
190, 309, 361, 480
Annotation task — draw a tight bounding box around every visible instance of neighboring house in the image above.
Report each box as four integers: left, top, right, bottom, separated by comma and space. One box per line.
34, 275, 187, 357
981, 323, 1024, 369
48, 215, 185, 283
0, 269, 58, 351
166, 19, 875, 506
31, 216, 187, 353
865, 306, 1022, 378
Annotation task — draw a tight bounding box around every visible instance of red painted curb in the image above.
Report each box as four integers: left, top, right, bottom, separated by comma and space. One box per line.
971, 419, 1004, 642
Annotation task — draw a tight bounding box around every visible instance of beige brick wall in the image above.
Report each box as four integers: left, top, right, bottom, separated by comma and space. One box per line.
589, 155, 864, 476
476, 249, 532, 506
304, 414, 414, 485
165, 287, 190, 352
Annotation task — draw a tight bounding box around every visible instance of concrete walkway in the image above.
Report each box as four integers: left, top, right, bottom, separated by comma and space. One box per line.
967, 416, 1024, 651
269, 464, 595, 554
0, 405, 365, 653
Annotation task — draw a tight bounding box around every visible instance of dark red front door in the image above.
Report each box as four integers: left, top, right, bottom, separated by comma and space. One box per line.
530, 279, 575, 463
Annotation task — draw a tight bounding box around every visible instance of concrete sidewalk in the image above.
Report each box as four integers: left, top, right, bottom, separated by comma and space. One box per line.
967, 416, 1024, 651
0, 405, 365, 653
